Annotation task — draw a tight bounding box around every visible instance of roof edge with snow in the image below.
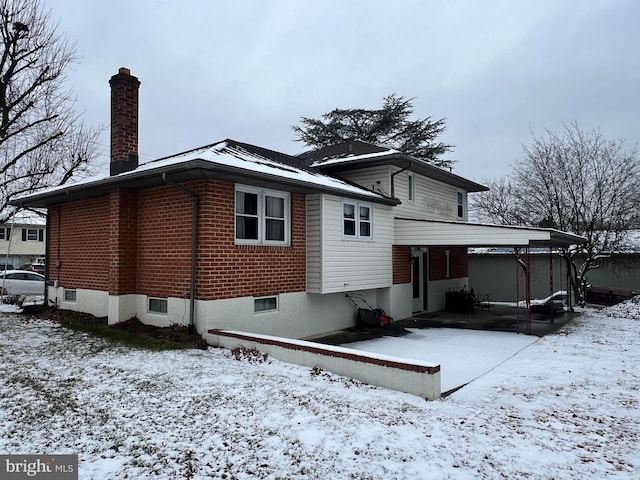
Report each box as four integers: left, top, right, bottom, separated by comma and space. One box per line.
10, 139, 400, 208
298, 140, 488, 193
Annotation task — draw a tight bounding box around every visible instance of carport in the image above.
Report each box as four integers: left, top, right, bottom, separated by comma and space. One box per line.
394, 218, 587, 334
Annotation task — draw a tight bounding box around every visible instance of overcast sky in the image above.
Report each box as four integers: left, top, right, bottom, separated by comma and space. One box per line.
45, 0, 639, 183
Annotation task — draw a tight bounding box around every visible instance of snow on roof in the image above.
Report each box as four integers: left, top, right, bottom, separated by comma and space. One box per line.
140, 140, 393, 200
10, 172, 108, 200
309, 148, 402, 168
618, 230, 640, 253
1, 208, 46, 225
298, 140, 488, 193
13, 140, 394, 205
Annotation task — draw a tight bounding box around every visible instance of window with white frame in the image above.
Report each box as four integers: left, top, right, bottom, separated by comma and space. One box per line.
148, 297, 168, 314
343, 201, 373, 240
235, 185, 290, 245
254, 295, 278, 313
0, 227, 10, 241
408, 173, 415, 202
22, 228, 44, 242
457, 192, 465, 218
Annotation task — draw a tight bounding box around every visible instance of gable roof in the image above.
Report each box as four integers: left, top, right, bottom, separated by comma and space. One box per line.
10, 139, 399, 208
298, 140, 488, 193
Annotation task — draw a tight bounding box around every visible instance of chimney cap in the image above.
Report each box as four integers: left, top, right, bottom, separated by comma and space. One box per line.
118, 67, 131, 75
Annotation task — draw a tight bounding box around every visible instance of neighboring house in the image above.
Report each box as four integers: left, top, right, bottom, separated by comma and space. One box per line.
10, 68, 585, 339
0, 210, 46, 270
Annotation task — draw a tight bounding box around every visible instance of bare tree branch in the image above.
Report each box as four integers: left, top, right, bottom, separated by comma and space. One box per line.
0, 0, 103, 223
471, 122, 640, 305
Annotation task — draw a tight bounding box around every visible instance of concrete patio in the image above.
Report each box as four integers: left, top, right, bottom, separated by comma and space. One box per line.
306, 304, 579, 346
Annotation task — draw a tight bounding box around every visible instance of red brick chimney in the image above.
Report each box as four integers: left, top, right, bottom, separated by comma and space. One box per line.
109, 67, 140, 175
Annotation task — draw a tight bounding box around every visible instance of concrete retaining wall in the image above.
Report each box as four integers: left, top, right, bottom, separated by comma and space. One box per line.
203, 329, 441, 400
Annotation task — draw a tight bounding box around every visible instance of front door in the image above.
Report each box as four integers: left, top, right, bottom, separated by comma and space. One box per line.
412, 248, 427, 312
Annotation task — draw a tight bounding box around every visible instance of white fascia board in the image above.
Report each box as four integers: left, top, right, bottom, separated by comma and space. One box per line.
394, 218, 584, 247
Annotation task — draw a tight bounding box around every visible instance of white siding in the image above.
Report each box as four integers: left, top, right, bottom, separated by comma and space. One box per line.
308, 194, 393, 294
332, 166, 468, 222
393, 168, 466, 221
0, 222, 46, 266
337, 166, 391, 197
306, 195, 322, 293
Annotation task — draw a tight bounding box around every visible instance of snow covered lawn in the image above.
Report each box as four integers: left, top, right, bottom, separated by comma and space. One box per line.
1, 301, 639, 479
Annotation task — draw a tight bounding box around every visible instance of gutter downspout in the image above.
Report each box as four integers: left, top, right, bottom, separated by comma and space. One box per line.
390, 161, 413, 199
162, 173, 199, 335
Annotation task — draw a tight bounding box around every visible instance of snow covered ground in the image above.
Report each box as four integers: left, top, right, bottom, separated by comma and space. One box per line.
343, 328, 538, 393
1, 300, 639, 479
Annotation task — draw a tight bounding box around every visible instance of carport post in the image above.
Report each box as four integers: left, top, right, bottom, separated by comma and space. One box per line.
515, 247, 520, 330
525, 248, 531, 335
549, 248, 554, 323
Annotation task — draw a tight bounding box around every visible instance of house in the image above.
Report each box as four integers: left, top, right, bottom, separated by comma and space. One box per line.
0, 210, 46, 270
10, 68, 586, 339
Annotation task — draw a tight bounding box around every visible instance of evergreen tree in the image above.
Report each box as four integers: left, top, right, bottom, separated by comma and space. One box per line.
292, 94, 454, 169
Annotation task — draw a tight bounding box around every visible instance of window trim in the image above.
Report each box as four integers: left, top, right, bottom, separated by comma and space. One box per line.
407, 173, 415, 203
63, 289, 77, 302
21, 228, 44, 242
342, 200, 374, 241
148, 297, 168, 315
254, 295, 278, 313
0, 227, 10, 241
235, 184, 291, 246
457, 191, 465, 219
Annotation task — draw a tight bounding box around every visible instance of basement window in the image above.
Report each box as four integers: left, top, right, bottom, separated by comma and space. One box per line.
148, 297, 168, 314
254, 296, 278, 313
63, 289, 77, 302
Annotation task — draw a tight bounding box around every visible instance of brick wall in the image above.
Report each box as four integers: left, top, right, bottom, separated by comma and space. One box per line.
47, 179, 306, 300
392, 245, 411, 284
109, 189, 138, 295
429, 247, 468, 281
451, 247, 469, 278
193, 180, 306, 300
48, 198, 110, 290
136, 184, 193, 298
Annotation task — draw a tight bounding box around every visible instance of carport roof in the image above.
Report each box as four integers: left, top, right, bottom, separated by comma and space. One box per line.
395, 218, 587, 248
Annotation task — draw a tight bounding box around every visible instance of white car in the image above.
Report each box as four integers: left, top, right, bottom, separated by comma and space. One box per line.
0, 270, 46, 296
